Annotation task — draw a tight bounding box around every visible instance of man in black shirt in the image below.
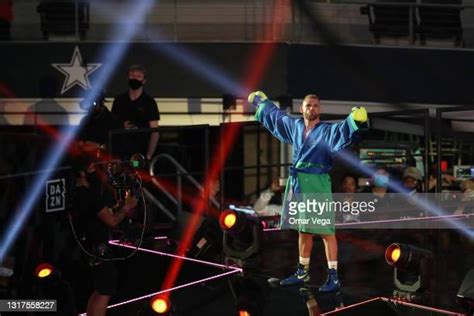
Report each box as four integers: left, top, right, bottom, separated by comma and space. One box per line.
72, 156, 137, 316
111, 65, 160, 161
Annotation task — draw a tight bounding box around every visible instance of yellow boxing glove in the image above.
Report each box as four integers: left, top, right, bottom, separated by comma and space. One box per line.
248, 91, 268, 106
351, 106, 368, 124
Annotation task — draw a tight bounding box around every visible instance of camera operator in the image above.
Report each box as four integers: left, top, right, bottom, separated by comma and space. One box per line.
77, 92, 119, 157
71, 155, 137, 316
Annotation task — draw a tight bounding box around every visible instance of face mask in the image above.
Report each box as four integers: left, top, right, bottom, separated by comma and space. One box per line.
128, 79, 143, 90
374, 174, 389, 188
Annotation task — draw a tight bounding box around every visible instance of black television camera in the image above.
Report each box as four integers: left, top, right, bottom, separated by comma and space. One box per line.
69, 150, 147, 261
105, 154, 147, 245
106, 153, 145, 203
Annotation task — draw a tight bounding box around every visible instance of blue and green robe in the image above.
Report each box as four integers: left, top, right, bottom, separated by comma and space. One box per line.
255, 99, 360, 235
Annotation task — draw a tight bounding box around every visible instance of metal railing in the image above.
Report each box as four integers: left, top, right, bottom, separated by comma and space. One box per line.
149, 153, 220, 218
106, 125, 211, 220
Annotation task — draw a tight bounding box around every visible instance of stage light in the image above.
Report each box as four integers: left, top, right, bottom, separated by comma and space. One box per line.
390, 247, 400, 263
34, 263, 55, 279
385, 243, 432, 271
385, 243, 401, 266
220, 210, 263, 268
150, 295, 170, 314
33, 263, 76, 314
221, 210, 238, 230
220, 210, 248, 233
385, 243, 433, 303
239, 311, 250, 316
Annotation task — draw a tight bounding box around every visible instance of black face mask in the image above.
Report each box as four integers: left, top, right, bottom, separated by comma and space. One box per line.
128, 79, 143, 90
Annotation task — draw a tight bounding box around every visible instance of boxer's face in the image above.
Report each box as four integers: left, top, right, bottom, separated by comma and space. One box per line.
300, 97, 320, 121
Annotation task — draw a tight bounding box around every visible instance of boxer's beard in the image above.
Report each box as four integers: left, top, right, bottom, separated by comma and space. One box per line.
304, 111, 319, 121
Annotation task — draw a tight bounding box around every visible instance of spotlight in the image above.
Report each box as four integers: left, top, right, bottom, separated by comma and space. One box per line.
219, 210, 263, 268
150, 295, 170, 315
385, 243, 433, 303
386, 245, 401, 265
224, 212, 237, 229
34, 263, 56, 279
238, 311, 250, 316
220, 210, 242, 232
385, 243, 432, 270
33, 263, 76, 314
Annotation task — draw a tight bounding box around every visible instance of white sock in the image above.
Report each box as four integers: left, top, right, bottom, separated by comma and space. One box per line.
299, 256, 310, 267
328, 260, 338, 270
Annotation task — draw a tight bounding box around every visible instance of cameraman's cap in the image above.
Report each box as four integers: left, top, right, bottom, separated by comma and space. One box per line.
79, 91, 108, 109
403, 167, 422, 181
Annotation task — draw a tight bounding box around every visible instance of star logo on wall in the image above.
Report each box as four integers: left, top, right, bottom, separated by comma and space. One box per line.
52, 46, 102, 95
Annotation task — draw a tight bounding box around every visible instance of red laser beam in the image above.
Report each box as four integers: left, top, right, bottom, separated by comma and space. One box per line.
0, 83, 64, 140
0, 83, 113, 164
0, 83, 84, 158
75, 241, 242, 315
242, 0, 289, 91
159, 0, 291, 298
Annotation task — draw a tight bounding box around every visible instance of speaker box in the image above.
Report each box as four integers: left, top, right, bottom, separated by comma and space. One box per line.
324, 297, 460, 315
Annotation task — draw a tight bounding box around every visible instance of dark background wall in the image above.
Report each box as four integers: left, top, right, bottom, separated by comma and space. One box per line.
1, 42, 473, 105
287, 45, 474, 104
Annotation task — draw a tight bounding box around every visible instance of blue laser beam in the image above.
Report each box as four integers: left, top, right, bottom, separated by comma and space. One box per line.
336, 149, 474, 239
150, 41, 246, 97
0, 0, 155, 261
93, 3, 245, 98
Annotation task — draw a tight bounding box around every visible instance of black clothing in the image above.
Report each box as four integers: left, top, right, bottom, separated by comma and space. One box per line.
112, 91, 160, 127
91, 260, 118, 296
111, 91, 160, 158
73, 186, 111, 249
73, 183, 118, 295
78, 106, 119, 145
0, 19, 10, 40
